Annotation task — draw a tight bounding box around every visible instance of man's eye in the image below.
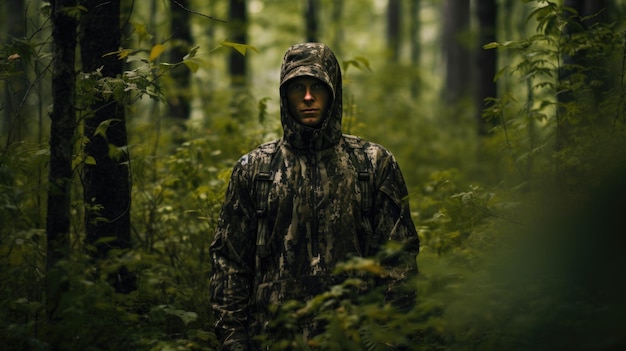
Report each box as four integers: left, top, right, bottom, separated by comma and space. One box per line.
312, 83, 324, 90
289, 84, 305, 92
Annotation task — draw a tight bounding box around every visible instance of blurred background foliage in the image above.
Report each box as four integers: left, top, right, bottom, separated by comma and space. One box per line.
1, 0, 626, 349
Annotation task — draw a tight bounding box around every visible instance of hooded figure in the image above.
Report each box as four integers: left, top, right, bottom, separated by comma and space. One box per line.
209, 43, 418, 350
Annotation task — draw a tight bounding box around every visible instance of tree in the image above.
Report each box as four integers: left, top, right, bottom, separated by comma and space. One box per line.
551, 0, 611, 189
566, 0, 606, 21
46, 0, 77, 326
167, 0, 193, 120
305, 0, 320, 42
409, 0, 421, 97
4, 0, 626, 348
80, 0, 135, 293
442, 0, 471, 105
2, 0, 27, 142
386, 0, 401, 62
229, 0, 248, 87
330, 1, 343, 55
475, 0, 498, 135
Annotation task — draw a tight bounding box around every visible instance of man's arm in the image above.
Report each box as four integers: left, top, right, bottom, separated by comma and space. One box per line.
209, 161, 257, 350
372, 151, 419, 309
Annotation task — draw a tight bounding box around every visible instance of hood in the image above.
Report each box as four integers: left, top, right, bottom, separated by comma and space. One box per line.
279, 43, 343, 151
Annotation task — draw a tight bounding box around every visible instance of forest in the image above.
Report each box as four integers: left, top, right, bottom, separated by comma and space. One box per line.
1, 0, 626, 350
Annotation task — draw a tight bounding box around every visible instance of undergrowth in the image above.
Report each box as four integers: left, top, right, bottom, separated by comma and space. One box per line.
1, 1, 625, 350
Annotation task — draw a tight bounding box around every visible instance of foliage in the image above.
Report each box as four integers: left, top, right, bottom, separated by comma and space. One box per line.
484, 0, 626, 189
1, 0, 626, 350
254, 1, 626, 350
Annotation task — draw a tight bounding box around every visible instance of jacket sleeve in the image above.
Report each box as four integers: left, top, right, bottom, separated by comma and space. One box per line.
209, 159, 257, 351
371, 150, 419, 309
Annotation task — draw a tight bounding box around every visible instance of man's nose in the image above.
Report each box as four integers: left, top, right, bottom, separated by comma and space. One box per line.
303, 86, 314, 100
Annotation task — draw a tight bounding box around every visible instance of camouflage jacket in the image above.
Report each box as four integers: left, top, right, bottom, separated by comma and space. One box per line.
209, 43, 419, 351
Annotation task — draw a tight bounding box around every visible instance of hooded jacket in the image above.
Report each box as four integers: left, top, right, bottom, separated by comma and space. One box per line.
209, 43, 419, 350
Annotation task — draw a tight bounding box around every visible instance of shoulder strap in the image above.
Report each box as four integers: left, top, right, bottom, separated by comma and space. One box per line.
253, 140, 278, 258
344, 135, 372, 213
254, 137, 374, 257
344, 135, 374, 254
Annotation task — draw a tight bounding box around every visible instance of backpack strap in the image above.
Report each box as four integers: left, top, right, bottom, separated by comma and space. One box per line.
253, 136, 374, 257
253, 140, 278, 258
343, 135, 374, 254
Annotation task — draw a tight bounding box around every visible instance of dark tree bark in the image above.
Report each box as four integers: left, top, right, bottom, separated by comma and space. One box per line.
574, 0, 606, 23
442, 0, 471, 105
558, 0, 608, 149
228, 0, 247, 87
305, 0, 319, 42
410, 0, 421, 97
386, 0, 401, 62
46, 0, 77, 326
2, 0, 27, 142
80, 0, 135, 293
475, 0, 498, 135
168, 0, 192, 120
330, 1, 343, 55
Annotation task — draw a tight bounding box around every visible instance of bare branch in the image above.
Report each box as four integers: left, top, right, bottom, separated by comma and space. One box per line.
170, 0, 227, 23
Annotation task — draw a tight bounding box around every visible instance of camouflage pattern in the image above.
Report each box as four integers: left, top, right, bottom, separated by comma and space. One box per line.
209, 43, 419, 351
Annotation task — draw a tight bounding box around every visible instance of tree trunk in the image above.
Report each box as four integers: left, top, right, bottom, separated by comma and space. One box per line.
558, 0, 608, 147
46, 0, 77, 327
229, 0, 248, 88
410, 0, 421, 97
168, 0, 192, 120
305, 0, 319, 42
475, 0, 498, 135
80, 0, 135, 293
442, 0, 471, 105
2, 0, 27, 142
330, 1, 343, 55
386, 0, 401, 62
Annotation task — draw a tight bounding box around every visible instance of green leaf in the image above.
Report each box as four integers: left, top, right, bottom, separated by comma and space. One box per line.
183, 58, 200, 73
149, 44, 166, 62
94, 119, 121, 140
85, 156, 96, 165
183, 45, 200, 60
353, 56, 372, 71
61, 5, 87, 19
103, 48, 133, 60
172, 309, 198, 325
343, 56, 372, 73
220, 40, 259, 56
483, 42, 499, 50
108, 144, 128, 161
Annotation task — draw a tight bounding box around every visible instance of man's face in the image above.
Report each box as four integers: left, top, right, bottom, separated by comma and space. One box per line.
285, 77, 331, 128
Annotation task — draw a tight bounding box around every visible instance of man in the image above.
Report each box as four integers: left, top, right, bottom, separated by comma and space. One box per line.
209, 42, 419, 350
